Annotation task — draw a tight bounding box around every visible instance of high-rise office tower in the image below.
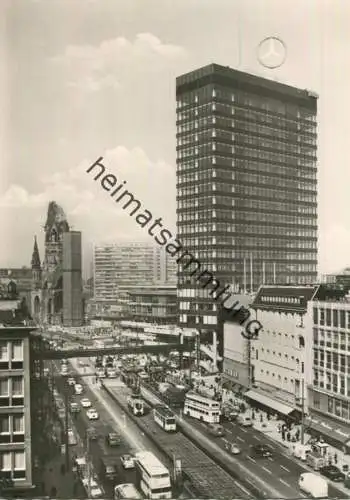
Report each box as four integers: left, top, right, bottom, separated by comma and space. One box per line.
176, 64, 318, 343
63, 231, 83, 326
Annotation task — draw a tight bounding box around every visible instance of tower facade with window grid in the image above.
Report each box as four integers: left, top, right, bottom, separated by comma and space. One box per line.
176, 64, 318, 352
0, 328, 33, 494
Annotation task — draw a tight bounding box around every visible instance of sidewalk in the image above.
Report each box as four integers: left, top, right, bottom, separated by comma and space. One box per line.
222, 388, 350, 495
37, 446, 85, 498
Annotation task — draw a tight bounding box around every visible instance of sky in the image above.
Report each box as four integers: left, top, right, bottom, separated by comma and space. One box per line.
1, 0, 349, 276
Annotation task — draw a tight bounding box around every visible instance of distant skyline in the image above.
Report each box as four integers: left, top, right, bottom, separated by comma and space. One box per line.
1, 0, 350, 274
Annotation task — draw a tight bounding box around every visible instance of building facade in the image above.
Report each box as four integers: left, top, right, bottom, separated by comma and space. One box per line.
0, 280, 36, 496
176, 63, 318, 346
62, 231, 83, 326
227, 285, 320, 419
93, 242, 176, 302
30, 201, 83, 326
308, 298, 350, 425
125, 285, 177, 324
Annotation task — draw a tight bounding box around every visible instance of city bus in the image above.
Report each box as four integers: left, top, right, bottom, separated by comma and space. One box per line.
114, 483, 142, 500
153, 405, 176, 432
135, 451, 172, 499
183, 392, 221, 423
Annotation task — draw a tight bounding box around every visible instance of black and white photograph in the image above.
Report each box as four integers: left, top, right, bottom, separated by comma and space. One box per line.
1, 0, 350, 498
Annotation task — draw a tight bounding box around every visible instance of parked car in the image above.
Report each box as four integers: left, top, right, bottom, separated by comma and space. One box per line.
120, 454, 135, 470
251, 444, 272, 458
319, 465, 345, 482
86, 409, 99, 420
106, 432, 121, 446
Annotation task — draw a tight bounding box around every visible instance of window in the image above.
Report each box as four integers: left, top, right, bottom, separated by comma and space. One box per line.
14, 451, 25, 470
13, 415, 24, 433
0, 341, 8, 361
12, 377, 23, 396
0, 452, 11, 470
11, 340, 23, 361
0, 416, 9, 433
0, 379, 8, 397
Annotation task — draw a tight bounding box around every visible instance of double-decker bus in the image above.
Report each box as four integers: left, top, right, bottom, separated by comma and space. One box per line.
183, 392, 221, 423
114, 483, 142, 500
135, 451, 172, 499
153, 405, 176, 432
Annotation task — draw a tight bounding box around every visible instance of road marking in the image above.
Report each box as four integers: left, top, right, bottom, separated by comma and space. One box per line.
280, 465, 290, 472
261, 466, 272, 474
237, 436, 244, 442
226, 429, 233, 434
240, 427, 247, 433
247, 456, 256, 463
279, 478, 290, 487
268, 457, 273, 462
234, 481, 250, 495
252, 435, 260, 440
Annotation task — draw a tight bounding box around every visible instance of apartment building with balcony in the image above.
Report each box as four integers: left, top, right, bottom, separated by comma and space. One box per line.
125, 285, 177, 324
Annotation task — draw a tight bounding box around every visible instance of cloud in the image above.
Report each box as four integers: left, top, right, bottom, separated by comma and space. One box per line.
0, 146, 176, 249
52, 33, 187, 92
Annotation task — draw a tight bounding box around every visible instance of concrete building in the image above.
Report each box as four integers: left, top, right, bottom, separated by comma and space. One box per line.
176, 63, 318, 353
62, 231, 83, 326
125, 285, 177, 324
0, 280, 35, 496
0, 268, 32, 307
306, 295, 350, 444
93, 242, 176, 302
245, 285, 322, 419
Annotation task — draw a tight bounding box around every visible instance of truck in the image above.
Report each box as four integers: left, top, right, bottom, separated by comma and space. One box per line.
292, 443, 312, 461
298, 472, 328, 498
306, 450, 327, 470
100, 456, 118, 482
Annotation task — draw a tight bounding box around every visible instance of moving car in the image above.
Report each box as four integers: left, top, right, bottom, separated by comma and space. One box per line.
224, 441, 241, 455
319, 465, 345, 482
207, 423, 225, 437
120, 454, 135, 470
67, 377, 76, 386
106, 432, 121, 447
80, 398, 91, 408
87, 427, 98, 440
251, 444, 272, 458
100, 457, 118, 481
86, 408, 99, 420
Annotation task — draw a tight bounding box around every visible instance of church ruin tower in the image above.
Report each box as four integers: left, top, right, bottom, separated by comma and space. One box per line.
41, 201, 70, 324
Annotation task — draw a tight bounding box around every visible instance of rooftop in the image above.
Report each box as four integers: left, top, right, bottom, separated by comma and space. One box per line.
251, 285, 319, 313
176, 63, 317, 110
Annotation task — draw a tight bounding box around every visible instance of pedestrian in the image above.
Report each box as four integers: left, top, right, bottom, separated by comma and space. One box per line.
287, 431, 291, 442
50, 485, 57, 498
334, 452, 338, 464
60, 463, 65, 475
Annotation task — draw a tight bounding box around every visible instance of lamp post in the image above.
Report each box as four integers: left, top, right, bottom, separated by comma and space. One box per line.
300, 378, 305, 445
86, 429, 92, 498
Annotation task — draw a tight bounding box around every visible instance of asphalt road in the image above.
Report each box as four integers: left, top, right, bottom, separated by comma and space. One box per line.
52, 358, 182, 499
141, 383, 347, 499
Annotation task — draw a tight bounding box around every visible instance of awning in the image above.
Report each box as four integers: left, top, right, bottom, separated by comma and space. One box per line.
245, 390, 295, 415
